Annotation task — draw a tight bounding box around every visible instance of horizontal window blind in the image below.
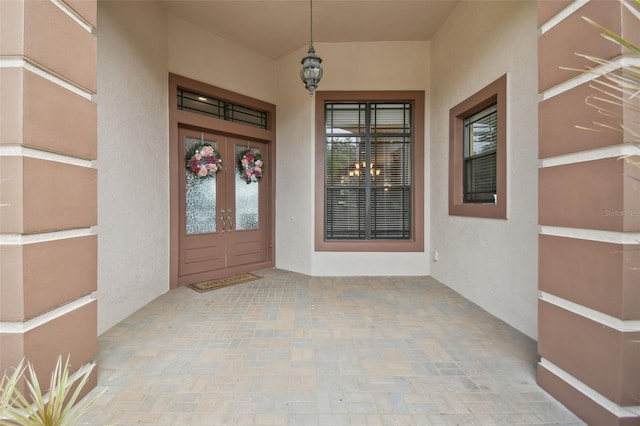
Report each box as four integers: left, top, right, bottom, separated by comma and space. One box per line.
463, 103, 497, 203
325, 102, 412, 240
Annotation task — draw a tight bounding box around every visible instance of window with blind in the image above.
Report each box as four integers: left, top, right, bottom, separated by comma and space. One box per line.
449, 75, 507, 219
463, 104, 497, 203
314, 91, 425, 252
324, 102, 412, 240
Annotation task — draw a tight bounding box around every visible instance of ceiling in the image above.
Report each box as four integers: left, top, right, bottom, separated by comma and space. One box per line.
158, 0, 461, 59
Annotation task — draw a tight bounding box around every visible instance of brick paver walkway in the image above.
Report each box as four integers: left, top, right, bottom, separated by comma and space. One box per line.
77, 269, 583, 425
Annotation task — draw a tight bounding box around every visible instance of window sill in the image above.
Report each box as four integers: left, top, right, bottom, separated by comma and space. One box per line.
449, 201, 506, 219
315, 238, 424, 252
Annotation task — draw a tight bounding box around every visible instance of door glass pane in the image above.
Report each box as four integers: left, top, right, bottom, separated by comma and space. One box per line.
235, 145, 259, 230
185, 137, 217, 234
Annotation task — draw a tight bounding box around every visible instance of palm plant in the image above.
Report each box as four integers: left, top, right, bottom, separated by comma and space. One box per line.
0, 359, 26, 420
0, 356, 104, 426
575, 0, 640, 169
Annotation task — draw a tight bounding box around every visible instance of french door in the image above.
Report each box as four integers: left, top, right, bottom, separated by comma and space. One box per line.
178, 127, 269, 285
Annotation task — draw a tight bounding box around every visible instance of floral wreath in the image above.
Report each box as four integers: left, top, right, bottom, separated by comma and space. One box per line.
239, 149, 263, 184
186, 143, 222, 178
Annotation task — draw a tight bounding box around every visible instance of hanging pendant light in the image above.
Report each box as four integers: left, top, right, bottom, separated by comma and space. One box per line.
300, 0, 323, 95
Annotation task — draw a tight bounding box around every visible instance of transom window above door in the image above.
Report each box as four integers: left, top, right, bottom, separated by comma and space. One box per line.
315, 91, 425, 252
177, 88, 269, 129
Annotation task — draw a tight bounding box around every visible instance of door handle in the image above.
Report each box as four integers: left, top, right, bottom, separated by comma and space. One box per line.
227, 209, 233, 232
220, 208, 226, 233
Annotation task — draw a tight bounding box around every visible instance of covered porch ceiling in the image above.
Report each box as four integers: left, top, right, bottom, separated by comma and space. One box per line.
158, 0, 461, 59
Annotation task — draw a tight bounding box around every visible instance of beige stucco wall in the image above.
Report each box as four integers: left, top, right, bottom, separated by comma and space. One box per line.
167, 14, 277, 104
275, 41, 431, 276
96, 1, 169, 334
429, 0, 539, 338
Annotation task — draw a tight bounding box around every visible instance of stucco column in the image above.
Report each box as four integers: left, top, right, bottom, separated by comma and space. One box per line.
537, 1, 640, 424
0, 0, 98, 394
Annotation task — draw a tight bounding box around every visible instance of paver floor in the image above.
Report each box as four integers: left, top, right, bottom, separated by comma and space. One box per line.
77, 269, 584, 425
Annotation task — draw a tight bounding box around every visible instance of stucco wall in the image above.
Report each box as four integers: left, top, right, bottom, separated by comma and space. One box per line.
275, 41, 431, 276
167, 14, 277, 104
429, 1, 539, 338
96, 1, 169, 334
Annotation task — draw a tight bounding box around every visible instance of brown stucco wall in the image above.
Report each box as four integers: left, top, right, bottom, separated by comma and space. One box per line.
537, 1, 640, 424
0, 0, 98, 400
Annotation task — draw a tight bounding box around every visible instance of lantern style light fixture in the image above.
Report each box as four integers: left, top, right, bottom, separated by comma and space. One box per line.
300, 0, 323, 95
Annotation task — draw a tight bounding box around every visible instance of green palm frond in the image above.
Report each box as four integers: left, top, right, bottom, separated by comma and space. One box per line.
0, 356, 105, 426
0, 360, 27, 419
575, 0, 640, 149
583, 16, 640, 55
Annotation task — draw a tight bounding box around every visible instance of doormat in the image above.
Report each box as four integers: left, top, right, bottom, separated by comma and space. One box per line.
188, 273, 261, 293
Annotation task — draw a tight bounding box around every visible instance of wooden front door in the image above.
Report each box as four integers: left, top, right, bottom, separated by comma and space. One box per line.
178, 127, 269, 285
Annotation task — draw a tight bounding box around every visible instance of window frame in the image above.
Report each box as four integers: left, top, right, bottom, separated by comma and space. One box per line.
449, 74, 507, 219
315, 91, 425, 252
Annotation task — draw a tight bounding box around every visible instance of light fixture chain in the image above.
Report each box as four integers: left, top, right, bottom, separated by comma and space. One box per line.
310, 0, 314, 43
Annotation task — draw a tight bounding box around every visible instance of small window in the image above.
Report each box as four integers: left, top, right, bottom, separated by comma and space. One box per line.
463, 103, 497, 203
177, 88, 268, 129
449, 75, 507, 219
